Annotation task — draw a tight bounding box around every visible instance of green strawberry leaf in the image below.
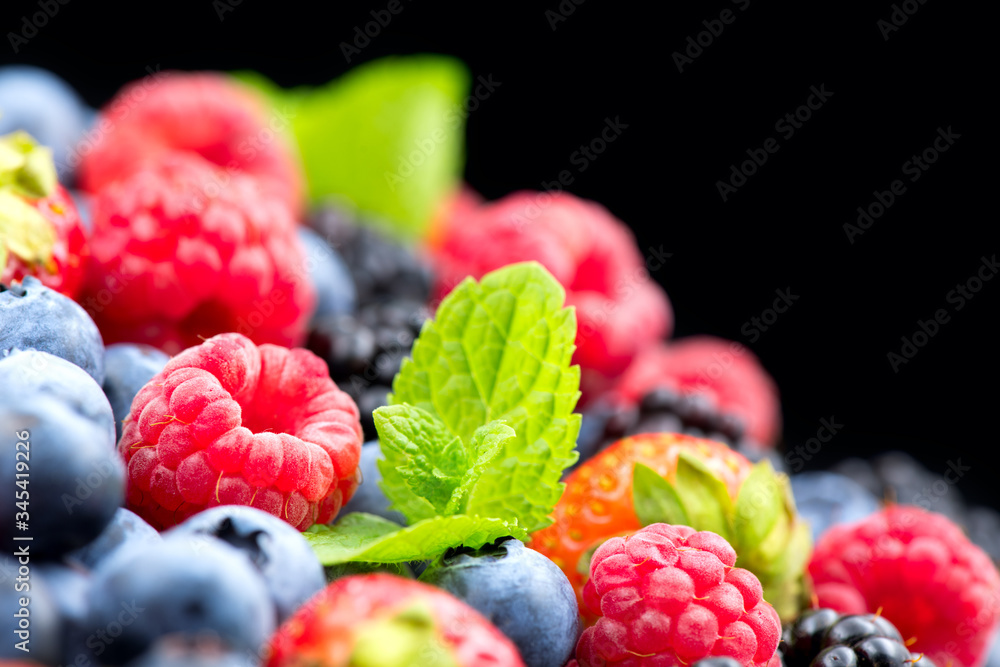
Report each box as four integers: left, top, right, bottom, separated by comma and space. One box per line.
234, 55, 469, 240
632, 462, 691, 527
389, 261, 581, 534
0, 131, 57, 199
304, 512, 520, 565
0, 190, 56, 272
374, 404, 469, 521
673, 450, 734, 541
733, 459, 784, 551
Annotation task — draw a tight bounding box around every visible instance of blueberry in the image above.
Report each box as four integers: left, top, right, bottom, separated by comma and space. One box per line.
1, 275, 106, 384
85, 534, 275, 665
36, 562, 92, 664
0, 66, 91, 181
124, 636, 260, 667
340, 440, 407, 525
812, 645, 859, 667
419, 537, 579, 667
103, 343, 171, 440
852, 637, 912, 667
790, 472, 881, 543
297, 227, 357, 321
166, 505, 324, 624
693, 658, 745, 667
0, 556, 63, 664
983, 630, 1000, 667
782, 608, 841, 667
68, 507, 162, 570
0, 351, 123, 559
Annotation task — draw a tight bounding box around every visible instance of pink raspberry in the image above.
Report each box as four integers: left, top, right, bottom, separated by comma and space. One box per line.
611, 336, 781, 447
808, 505, 1000, 667
78, 71, 303, 215
81, 152, 315, 355
428, 190, 672, 403
576, 524, 780, 667
119, 333, 362, 531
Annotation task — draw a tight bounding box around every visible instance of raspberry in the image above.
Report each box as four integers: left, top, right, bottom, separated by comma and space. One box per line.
265, 573, 525, 667
612, 337, 781, 447
119, 333, 362, 531
808, 505, 1000, 667
81, 152, 315, 354
576, 524, 781, 667
530, 433, 752, 617
78, 72, 303, 215
428, 190, 672, 402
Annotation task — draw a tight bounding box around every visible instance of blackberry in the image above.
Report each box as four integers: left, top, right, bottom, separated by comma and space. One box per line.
783, 612, 916, 667
781, 608, 841, 667
308, 299, 430, 440
576, 386, 783, 471
308, 204, 434, 304
305, 204, 436, 440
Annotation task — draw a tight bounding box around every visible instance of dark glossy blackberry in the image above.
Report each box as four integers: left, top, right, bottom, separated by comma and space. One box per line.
852, 637, 913, 667
307, 299, 429, 440
575, 386, 784, 471
812, 645, 859, 667
782, 608, 841, 667
309, 204, 434, 304
821, 614, 903, 650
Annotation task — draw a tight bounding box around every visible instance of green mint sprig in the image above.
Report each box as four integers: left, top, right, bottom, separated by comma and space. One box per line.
304, 262, 581, 566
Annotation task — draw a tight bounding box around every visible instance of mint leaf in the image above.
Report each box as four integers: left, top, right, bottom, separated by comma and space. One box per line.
632, 463, 690, 527
673, 451, 734, 541
304, 512, 519, 565
375, 404, 468, 521
390, 262, 581, 534
444, 420, 515, 515
733, 460, 783, 550
233, 56, 469, 239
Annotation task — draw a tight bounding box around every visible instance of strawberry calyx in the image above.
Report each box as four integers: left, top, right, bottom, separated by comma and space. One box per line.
0, 131, 59, 273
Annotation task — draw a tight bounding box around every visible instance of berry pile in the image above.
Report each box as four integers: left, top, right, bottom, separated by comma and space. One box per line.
306, 204, 434, 440
2, 61, 999, 667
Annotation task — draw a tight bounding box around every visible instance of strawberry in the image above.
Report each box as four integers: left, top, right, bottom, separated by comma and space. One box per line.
0, 131, 87, 298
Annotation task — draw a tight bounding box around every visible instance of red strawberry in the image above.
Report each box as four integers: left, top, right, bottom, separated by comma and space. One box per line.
80, 152, 314, 354
808, 505, 1000, 667
265, 574, 525, 667
1, 131, 87, 298
119, 332, 362, 531
78, 71, 303, 215
530, 433, 752, 617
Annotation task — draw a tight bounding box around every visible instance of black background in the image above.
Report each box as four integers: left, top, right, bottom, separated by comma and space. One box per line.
1, 2, 995, 506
